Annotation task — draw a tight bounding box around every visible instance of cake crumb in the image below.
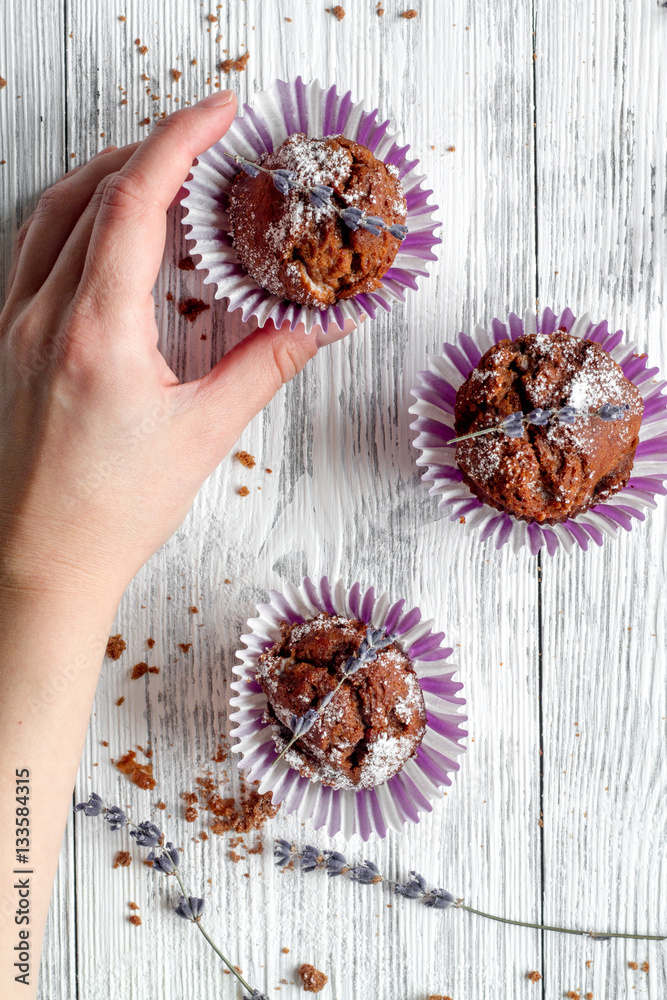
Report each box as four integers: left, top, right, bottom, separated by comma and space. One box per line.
118, 15, 126, 21
282, 947, 290, 954
113, 851, 132, 869
238, 486, 250, 497
115, 696, 125, 706
106, 635, 126, 660
101, 740, 109, 747
179, 643, 193, 653
115, 750, 156, 790
225, 578, 232, 584
148, 666, 159, 674
299, 964, 328, 993
585, 993, 593, 999
220, 52, 250, 72
128, 902, 139, 910
235, 451, 256, 469
326, 5, 345, 19
166, 291, 174, 301
156, 801, 166, 810
178, 297, 210, 322
189, 605, 199, 614
171, 69, 182, 82
207, 13, 218, 21
138, 117, 151, 126
0, 76, 7, 89
129, 914, 142, 926
131, 661, 149, 680
147, 638, 155, 648
565, 992, 580, 1000
376, 2, 385, 13
526, 971, 542, 982
184, 806, 199, 822
628, 961, 638, 970
447, 145, 456, 152
401, 8, 418, 17
178, 255, 196, 270
641, 962, 649, 973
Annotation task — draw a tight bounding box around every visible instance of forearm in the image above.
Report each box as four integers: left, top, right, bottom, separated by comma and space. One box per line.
0, 584, 120, 999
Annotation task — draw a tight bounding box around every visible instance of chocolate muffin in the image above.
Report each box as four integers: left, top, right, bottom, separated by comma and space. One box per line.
227, 133, 407, 309
256, 613, 426, 791
454, 331, 644, 524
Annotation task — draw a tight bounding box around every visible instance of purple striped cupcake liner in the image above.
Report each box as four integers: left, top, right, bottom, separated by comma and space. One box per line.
181, 77, 440, 336
409, 308, 667, 555
229, 576, 467, 841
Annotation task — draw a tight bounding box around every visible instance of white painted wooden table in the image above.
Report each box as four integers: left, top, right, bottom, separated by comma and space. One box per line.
1, 1, 666, 998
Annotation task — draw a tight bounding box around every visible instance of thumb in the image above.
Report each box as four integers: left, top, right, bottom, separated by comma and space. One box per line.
176, 320, 321, 462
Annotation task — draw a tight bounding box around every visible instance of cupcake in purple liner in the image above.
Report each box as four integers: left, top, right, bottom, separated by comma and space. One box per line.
229, 577, 467, 841
409, 308, 667, 555
181, 77, 440, 336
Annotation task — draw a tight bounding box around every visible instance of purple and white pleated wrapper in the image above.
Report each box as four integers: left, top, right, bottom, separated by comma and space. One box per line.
409, 308, 667, 555
229, 577, 467, 841
181, 77, 440, 336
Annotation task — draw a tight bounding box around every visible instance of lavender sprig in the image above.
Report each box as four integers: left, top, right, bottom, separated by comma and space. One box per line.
449, 402, 631, 446
226, 151, 409, 242
269, 626, 396, 770
74, 793, 266, 998
276, 841, 665, 941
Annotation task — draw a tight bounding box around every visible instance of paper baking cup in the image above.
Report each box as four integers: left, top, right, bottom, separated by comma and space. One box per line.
229, 577, 466, 841
409, 307, 667, 555
181, 77, 440, 336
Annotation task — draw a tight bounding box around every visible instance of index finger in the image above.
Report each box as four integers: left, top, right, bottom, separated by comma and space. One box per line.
79, 90, 237, 314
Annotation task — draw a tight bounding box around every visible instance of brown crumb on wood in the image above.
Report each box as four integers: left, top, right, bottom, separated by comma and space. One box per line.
207, 12, 218, 21
138, 45, 148, 54
235, 450, 256, 469
113, 851, 132, 869
131, 661, 149, 680
208, 787, 279, 837
148, 666, 160, 674
115, 750, 156, 790
181, 791, 198, 806
178, 297, 210, 322
584, 994, 593, 999
641, 962, 649, 973
171, 68, 182, 82
101, 740, 109, 747
326, 5, 345, 19
184, 806, 199, 822
299, 965, 328, 993
147, 638, 155, 648
526, 971, 542, 982
178, 642, 193, 653
220, 52, 250, 72
224, 578, 232, 584
116, 696, 125, 707
285, 16, 292, 20
427, 996, 453, 1000
189, 605, 199, 614
0, 77, 7, 89
118, 15, 126, 21
447, 145, 456, 152
628, 961, 638, 970
565, 993, 580, 1000
237, 486, 250, 497
282, 947, 290, 954
212, 742, 227, 763
139, 117, 151, 126
178, 255, 196, 270
166, 291, 174, 301
106, 634, 126, 660
376, 1, 385, 13
129, 914, 142, 926
156, 801, 166, 810
128, 901, 139, 910
401, 9, 418, 17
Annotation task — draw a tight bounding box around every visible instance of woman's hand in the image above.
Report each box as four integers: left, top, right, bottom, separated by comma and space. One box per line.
0, 89, 322, 606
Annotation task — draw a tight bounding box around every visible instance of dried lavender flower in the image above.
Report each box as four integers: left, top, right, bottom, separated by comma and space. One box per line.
274, 839, 293, 867
350, 860, 382, 884
556, 405, 577, 423
395, 871, 428, 898
271, 168, 297, 195
280, 839, 665, 942
324, 851, 349, 877
499, 412, 525, 438
75, 793, 266, 996
526, 407, 552, 425
598, 402, 630, 420
300, 845, 323, 873
130, 820, 163, 847
147, 842, 180, 874
74, 792, 104, 817
238, 159, 260, 178
225, 152, 408, 242
104, 806, 128, 831
289, 708, 319, 738
425, 888, 456, 909
175, 895, 205, 921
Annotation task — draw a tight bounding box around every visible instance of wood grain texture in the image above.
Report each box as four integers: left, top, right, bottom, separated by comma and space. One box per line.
0, 0, 663, 998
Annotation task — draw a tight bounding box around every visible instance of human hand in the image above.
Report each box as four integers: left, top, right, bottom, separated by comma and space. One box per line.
0, 90, 345, 607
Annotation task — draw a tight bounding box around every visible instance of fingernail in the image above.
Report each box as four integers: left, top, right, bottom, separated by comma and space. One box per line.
195, 89, 235, 108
